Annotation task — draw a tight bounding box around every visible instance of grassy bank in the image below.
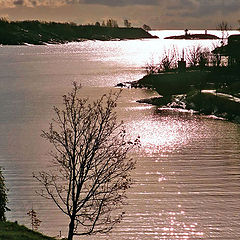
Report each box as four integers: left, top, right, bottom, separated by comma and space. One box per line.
0, 221, 56, 240
0, 19, 157, 45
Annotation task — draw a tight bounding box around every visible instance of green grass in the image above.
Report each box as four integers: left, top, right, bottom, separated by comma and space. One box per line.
0, 221, 55, 240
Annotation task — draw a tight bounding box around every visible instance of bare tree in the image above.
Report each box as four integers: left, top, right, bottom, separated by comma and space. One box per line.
124, 19, 131, 28
145, 62, 157, 75
106, 19, 118, 28
186, 45, 202, 67
145, 47, 179, 74
27, 207, 42, 231
95, 22, 101, 27
34, 83, 138, 240
142, 24, 151, 31
159, 47, 179, 72
217, 21, 232, 45
186, 46, 212, 68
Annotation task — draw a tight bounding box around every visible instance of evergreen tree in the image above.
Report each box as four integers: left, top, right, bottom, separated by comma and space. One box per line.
0, 167, 8, 221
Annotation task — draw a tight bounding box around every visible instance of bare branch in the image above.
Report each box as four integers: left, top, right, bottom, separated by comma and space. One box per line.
34, 83, 137, 240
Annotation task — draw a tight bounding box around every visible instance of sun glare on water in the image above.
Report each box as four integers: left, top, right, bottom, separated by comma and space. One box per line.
126, 107, 199, 155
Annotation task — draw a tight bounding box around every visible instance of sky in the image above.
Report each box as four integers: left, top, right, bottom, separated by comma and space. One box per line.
0, 0, 240, 29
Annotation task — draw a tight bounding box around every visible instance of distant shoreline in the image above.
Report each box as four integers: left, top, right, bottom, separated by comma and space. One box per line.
0, 20, 158, 45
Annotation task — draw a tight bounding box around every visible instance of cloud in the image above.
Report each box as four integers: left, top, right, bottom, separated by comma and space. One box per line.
167, 0, 197, 10
0, 0, 240, 29
1, 0, 158, 8
2, 0, 240, 12
178, 0, 240, 17
82, 0, 158, 7
0, 0, 71, 8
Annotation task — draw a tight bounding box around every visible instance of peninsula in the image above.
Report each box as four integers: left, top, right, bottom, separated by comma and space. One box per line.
117, 34, 240, 123
0, 19, 157, 45
119, 68, 240, 123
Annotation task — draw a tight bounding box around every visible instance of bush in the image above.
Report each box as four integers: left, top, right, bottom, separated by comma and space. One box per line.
145, 47, 179, 74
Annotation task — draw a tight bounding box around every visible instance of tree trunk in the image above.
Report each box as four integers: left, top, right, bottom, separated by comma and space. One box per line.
68, 217, 75, 240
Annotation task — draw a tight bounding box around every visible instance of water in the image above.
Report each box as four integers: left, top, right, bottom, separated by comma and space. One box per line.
0, 30, 240, 239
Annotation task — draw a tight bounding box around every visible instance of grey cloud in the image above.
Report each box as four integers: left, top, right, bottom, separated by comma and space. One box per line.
168, 0, 196, 10
65, 0, 77, 3
7, 0, 158, 8
186, 0, 240, 17
82, 0, 159, 7
9, 0, 74, 7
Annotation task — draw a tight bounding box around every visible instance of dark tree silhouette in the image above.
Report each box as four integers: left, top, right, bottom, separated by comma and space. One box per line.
217, 21, 232, 45
0, 167, 8, 221
124, 19, 131, 28
95, 22, 101, 27
186, 46, 212, 68
186, 45, 203, 67
27, 207, 42, 231
106, 19, 118, 28
142, 24, 151, 31
159, 47, 179, 72
34, 83, 138, 240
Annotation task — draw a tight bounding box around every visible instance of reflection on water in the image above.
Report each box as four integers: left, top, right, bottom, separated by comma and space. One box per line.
0, 32, 240, 239
80, 101, 240, 240
126, 109, 195, 154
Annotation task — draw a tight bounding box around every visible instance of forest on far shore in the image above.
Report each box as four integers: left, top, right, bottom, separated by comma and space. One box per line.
0, 18, 155, 45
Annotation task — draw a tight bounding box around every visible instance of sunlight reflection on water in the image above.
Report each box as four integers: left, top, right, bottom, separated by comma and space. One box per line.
125, 107, 201, 155
1, 31, 240, 239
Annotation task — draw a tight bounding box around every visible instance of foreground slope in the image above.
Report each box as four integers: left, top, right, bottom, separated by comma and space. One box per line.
0, 221, 55, 240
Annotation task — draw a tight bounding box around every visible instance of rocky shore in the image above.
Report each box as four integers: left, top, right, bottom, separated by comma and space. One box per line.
117, 69, 240, 123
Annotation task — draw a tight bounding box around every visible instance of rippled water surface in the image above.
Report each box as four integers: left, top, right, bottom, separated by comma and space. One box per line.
0, 30, 240, 239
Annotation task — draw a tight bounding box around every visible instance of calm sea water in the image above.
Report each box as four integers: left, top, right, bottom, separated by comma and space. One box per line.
0, 30, 240, 239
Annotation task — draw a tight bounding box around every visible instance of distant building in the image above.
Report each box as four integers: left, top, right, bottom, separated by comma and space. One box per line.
213, 34, 240, 67
227, 35, 240, 66
178, 49, 186, 71
178, 58, 186, 72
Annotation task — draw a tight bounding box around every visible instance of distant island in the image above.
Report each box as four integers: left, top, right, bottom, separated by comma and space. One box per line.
0, 19, 157, 45
165, 29, 219, 40
165, 34, 219, 40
